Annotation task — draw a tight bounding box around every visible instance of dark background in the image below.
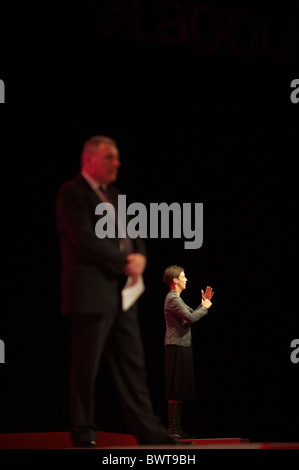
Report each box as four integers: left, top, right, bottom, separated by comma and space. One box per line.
0, 0, 298, 443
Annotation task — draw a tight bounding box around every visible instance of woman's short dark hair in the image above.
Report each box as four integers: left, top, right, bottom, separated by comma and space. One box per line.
162, 265, 184, 287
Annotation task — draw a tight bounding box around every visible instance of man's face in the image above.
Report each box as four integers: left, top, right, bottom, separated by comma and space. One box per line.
90, 142, 121, 184
176, 271, 187, 290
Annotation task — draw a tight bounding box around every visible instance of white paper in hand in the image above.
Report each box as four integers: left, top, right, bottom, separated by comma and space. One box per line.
121, 275, 145, 311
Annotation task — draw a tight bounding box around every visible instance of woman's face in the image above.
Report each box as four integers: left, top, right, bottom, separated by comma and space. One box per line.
176, 271, 187, 291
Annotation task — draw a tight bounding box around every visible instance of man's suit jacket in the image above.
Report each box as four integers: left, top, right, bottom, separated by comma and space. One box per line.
56, 174, 147, 316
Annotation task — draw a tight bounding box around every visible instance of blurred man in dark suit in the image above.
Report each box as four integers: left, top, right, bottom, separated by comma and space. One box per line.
56, 135, 177, 447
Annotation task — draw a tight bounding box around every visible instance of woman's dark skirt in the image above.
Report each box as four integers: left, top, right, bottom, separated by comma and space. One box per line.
165, 344, 195, 401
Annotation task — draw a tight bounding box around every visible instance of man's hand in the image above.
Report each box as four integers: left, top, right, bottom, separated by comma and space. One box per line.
201, 286, 214, 301
124, 253, 147, 285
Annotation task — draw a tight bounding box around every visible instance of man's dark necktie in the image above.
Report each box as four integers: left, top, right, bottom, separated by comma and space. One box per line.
97, 185, 134, 255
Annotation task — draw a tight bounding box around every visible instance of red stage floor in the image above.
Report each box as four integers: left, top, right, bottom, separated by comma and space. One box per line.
0, 431, 298, 449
